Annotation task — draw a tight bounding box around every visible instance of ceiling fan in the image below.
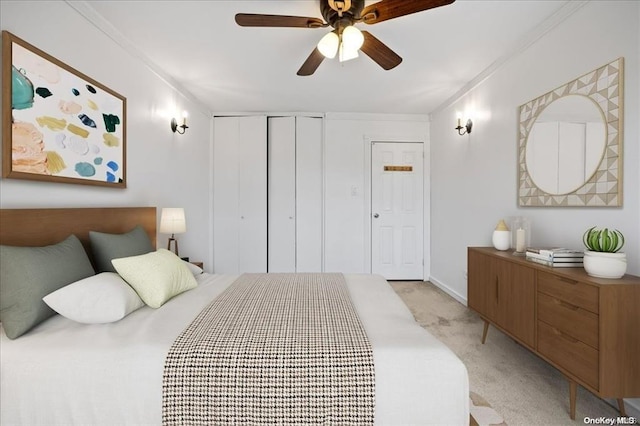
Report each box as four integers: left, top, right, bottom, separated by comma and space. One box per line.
235, 0, 455, 76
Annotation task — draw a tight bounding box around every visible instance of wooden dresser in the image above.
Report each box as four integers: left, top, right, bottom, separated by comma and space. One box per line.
467, 247, 640, 419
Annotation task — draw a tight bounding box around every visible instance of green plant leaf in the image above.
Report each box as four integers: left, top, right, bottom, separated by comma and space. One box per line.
603, 228, 611, 252
594, 230, 603, 251
611, 230, 619, 253
583, 226, 596, 249
616, 229, 625, 253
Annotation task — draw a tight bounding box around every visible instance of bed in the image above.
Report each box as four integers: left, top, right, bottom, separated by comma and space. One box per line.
0, 207, 469, 425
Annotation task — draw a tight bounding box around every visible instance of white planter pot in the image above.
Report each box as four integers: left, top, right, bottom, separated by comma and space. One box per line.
583, 250, 627, 279
492, 230, 511, 251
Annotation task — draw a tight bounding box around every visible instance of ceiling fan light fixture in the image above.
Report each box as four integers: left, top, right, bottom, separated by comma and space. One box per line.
341, 25, 364, 51
317, 31, 339, 58
237, 0, 458, 75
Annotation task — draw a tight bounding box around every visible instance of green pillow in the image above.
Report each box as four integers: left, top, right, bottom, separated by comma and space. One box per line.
112, 249, 197, 308
89, 225, 154, 273
0, 234, 95, 339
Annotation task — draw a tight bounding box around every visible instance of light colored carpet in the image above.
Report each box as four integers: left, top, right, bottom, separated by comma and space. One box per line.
389, 281, 623, 426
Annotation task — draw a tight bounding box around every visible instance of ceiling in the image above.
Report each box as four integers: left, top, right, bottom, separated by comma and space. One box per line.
79, 0, 573, 115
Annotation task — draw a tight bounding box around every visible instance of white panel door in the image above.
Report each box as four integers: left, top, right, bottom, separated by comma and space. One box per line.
371, 142, 424, 280
213, 117, 240, 273
295, 117, 323, 272
527, 122, 559, 193
238, 116, 267, 273
213, 116, 267, 273
558, 122, 586, 194
268, 117, 296, 272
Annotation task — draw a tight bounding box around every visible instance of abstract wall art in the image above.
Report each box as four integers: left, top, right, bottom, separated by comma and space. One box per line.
2, 31, 126, 188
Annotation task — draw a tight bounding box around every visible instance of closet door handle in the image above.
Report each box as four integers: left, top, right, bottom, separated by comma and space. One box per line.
559, 277, 577, 285
495, 276, 499, 301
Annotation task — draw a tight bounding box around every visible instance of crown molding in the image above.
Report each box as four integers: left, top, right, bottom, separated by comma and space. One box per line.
65, 0, 212, 116
429, 0, 590, 117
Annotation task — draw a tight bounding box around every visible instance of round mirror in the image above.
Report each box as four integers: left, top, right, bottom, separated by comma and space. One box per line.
525, 95, 606, 195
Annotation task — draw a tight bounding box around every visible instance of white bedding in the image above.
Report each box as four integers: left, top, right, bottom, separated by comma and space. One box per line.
1, 273, 468, 425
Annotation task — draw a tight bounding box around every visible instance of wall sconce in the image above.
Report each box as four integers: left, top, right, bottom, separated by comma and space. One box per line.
171, 111, 189, 134
455, 115, 473, 136
159, 207, 186, 256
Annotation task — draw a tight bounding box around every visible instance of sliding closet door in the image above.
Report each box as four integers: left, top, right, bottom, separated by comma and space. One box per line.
295, 117, 323, 272
213, 116, 267, 273
268, 117, 296, 272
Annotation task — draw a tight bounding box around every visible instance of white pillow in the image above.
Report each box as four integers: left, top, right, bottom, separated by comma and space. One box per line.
43, 272, 144, 324
183, 260, 203, 275
112, 249, 197, 308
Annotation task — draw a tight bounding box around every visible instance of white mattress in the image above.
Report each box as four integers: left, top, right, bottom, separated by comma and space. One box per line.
1, 273, 469, 425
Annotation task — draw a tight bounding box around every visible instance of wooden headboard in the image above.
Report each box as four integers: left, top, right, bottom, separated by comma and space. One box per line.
0, 207, 157, 262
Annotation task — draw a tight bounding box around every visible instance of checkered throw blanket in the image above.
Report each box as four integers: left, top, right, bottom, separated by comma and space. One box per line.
162, 273, 375, 425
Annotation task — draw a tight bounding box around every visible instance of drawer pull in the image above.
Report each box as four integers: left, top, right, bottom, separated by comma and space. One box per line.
559, 277, 578, 285
552, 327, 579, 343
552, 298, 579, 311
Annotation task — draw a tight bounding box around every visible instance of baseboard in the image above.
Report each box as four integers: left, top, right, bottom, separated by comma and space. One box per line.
626, 399, 640, 417
427, 275, 468, 306
606, 398, 640, 418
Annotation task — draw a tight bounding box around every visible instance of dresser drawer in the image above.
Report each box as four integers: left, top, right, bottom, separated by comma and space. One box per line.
537, 271, 598, 314
538, 321, 599, 390
538, 292, 598, 349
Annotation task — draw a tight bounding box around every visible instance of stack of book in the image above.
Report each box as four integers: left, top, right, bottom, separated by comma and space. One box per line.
525, 247, 584, 267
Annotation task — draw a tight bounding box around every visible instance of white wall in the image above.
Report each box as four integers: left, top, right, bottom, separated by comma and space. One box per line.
430, 1, 639, 301
0, 1, 213, 269
324, 113, 430, 275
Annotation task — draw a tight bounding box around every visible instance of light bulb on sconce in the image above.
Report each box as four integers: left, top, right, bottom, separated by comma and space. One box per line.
455, 112, 473, 136
171, 111, 189, 134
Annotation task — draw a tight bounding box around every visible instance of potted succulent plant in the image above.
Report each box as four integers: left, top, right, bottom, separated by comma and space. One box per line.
582, 227, 627, 279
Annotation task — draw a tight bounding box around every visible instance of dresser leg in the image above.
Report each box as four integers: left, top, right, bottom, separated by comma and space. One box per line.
617, 399, 626, 417
481, 320, 490, 344
569, 381, 577, 420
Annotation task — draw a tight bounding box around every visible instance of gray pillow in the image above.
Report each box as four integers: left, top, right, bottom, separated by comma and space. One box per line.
0, 234, 95, 339
89, 225, 154, 273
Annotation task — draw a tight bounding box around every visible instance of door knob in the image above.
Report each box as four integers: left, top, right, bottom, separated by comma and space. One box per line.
373, 213, 379, 218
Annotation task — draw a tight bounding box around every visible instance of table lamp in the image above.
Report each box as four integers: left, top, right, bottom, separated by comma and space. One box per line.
159, 208, 186, 256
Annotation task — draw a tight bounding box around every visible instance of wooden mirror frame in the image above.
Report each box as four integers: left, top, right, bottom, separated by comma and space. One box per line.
517, 57, 624, 207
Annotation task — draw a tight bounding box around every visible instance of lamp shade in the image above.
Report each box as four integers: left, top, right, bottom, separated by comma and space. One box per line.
341, 26, 364, 51
317, 31, 339, 58
338, 43, 359, 62
159, 208, 186, 234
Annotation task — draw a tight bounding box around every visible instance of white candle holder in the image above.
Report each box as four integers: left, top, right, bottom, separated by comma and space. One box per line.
510, 216, 531, 255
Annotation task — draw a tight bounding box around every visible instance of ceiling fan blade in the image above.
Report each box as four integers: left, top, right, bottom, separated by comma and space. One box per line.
360, 31, 402, 70
361, 0, 455, 24
235, 13, 326, 28
297, 48, 325, 76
